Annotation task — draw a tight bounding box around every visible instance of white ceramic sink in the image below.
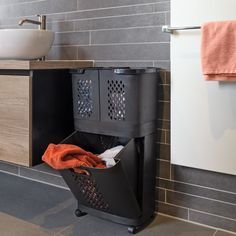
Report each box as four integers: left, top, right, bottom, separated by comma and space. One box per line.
0, 29, 54, 60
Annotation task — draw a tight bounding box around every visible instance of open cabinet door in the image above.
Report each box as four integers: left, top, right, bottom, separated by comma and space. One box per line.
171, 0, 236, 175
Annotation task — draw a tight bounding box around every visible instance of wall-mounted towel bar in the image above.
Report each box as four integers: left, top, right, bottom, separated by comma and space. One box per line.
162, 25, 201, 34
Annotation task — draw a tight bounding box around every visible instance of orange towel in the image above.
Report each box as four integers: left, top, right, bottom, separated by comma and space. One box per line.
42, 144, 106, 174
201, 20, 236, 81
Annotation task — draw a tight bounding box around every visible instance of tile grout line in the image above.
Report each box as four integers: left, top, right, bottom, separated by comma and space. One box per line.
49, 25, 167, 33
0, 0, 45, 7
89, 59, 157, 62
166, 188, 236, 206
164, 130, 167, 144
51, 42, 170, 46
157, 141, 170, 145
73, 20, 76, 31
51, 10, 168, 22
19, 166, 62, 177
164, 10, 167, 24
49, 2, 171, 17
55, 225, 72, 236
158, 159, 170, 163
89, 31, 91, 45
189, 208, 236, 222
159, 100, 170, 103
1, 10, 168, 24
158, 177, 236, 195
156, 158, 170, 162
157, 200, 197, 211
1, 1, 170, 17
0, 170, 69, 190
76, 0, 78, 11
156, 177, 236, 204
76, 47, 79, 60
157, 185, 236, 205
158, 199, 236, 222
157, 186, 167, 191
213, 230, 218, 236
67, 1, 171, 13
158, 83, 170, 86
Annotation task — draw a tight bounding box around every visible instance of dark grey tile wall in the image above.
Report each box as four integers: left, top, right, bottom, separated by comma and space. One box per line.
0, 0, 170, 69
0, 0, 235, 233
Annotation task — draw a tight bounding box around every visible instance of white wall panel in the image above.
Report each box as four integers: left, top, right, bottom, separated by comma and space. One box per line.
171, 0, 236, 174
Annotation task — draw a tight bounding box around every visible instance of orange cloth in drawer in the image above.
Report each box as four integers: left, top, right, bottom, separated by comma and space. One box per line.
42, 144, 106, 174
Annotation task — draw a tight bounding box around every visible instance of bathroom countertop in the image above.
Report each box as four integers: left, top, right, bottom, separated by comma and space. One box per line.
0, 60, 94, 70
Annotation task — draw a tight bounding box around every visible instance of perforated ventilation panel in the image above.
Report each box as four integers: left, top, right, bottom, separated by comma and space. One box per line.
76, 79, 93, 119
107, 80, 126, 121
72, 172, 110, 211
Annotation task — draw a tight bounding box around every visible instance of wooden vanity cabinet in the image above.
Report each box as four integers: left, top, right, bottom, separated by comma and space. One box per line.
0, 75, 31, 166
0, 60, 93, 166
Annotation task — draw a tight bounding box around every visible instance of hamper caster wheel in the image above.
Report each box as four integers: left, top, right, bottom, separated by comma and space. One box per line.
128, 226, 138, 234
128, 214, 156, 234
75, 209, 87, 217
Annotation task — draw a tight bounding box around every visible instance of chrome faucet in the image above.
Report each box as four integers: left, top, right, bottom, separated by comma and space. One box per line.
18, 15, 46, 30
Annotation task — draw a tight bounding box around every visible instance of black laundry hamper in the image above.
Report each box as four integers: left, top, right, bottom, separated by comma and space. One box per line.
59, 67, 160, 234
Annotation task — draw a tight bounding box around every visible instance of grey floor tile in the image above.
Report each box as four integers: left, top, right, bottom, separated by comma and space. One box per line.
189, 210, 236, 233
60, 214, 215, 236
138, 215, 215, 236
0, 172, 225, 236
215, 231, 236, 236
0, 212, 52, 236
0, 160, 19, 175
0, 172, 77, 234
59, 214, 129, 236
